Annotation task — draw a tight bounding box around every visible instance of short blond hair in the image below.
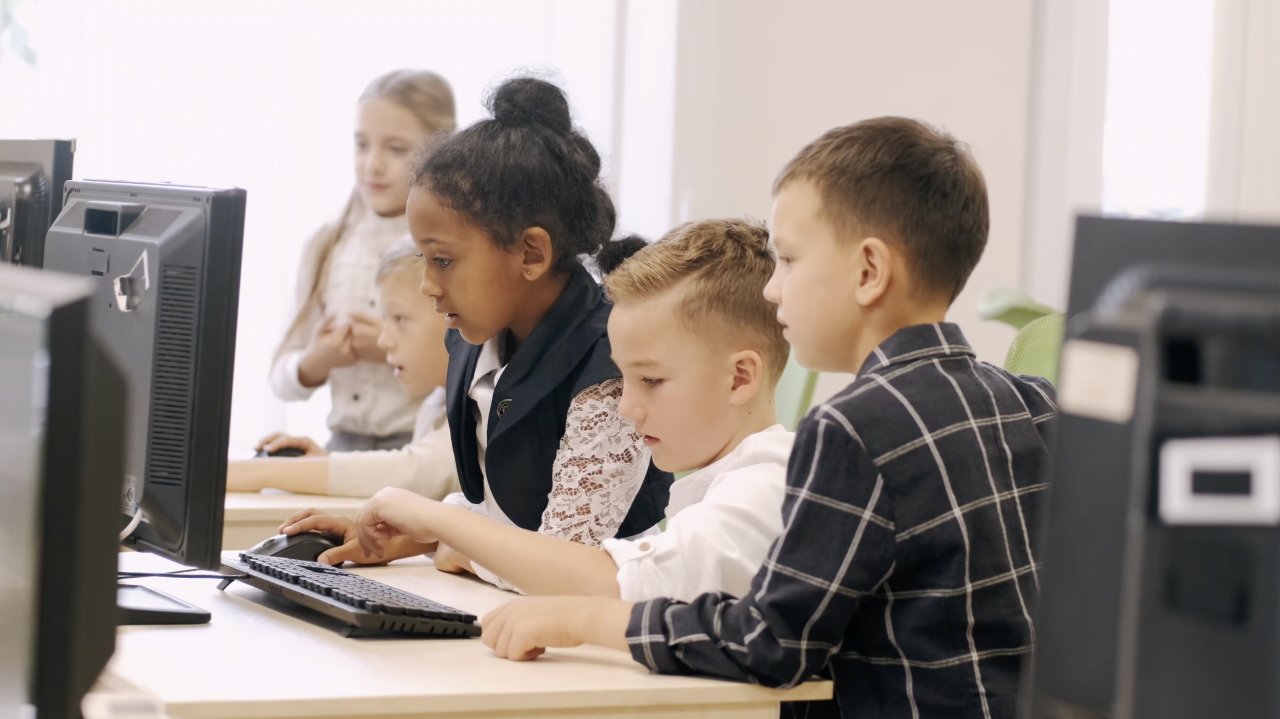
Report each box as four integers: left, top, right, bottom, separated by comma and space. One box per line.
604, 219, 789, 384
376, 237, 423, 285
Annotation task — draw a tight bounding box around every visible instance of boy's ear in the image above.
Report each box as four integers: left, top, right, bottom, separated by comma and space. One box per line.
728, 349, 765, 406
854, 237, 893, 307
519, 227, 554, 281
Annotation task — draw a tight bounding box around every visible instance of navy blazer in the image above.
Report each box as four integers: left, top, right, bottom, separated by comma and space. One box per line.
444, 269, 672, 537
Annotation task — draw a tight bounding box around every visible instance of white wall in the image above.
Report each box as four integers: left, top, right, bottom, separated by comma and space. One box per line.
1205, 0, 1280, 223
666, 0, 1037, 368
1, 0, 641, 451
1022, 0, 1110, 311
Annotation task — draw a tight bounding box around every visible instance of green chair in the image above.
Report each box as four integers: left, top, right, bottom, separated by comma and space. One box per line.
775, 351, 819, 431
977, 288, 1057, 331
978, 288, 1065, 386
1003, 312, 1065, 385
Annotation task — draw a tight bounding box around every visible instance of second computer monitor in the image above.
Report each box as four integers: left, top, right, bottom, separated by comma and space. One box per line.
0, 139, 74, 267
43, 180, 246, 570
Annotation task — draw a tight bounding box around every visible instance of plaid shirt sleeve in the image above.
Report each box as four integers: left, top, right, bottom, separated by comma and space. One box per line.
627, 406, 897, 688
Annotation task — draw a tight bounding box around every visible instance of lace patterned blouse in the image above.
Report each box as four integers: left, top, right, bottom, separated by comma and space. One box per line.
441, 335, 654, 591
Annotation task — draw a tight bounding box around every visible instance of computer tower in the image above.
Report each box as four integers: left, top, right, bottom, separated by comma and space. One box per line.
1027, 217, 1280, 719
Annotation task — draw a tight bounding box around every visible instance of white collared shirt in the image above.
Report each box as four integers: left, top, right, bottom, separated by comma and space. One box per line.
466, 336, 514, 526
602, 424, 794, 602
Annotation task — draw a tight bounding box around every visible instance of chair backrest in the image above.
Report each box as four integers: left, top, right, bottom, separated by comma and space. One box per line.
979, 288, 1058, 330
1004, 312, 1066, 385
774, 352, 820, 430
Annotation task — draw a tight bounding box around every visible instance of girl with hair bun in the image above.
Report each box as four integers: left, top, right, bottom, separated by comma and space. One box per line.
280, 77, 672, 588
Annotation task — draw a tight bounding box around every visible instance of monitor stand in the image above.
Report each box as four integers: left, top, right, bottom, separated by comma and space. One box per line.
118, 584, 211, 625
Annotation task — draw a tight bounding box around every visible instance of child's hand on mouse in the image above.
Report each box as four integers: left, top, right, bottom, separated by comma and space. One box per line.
278, 508, 436, 566
298, 315, 357, 387
355, 488, 440, 559
348, 311, 387, 364
255, 432, 328, 457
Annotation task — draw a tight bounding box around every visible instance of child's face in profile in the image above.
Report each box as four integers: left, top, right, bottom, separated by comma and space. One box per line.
765, 180, 867, 374
608, 289, 756, 473
407, 186, 529, 346
376, 268, 448, 397
355, 98, 427, 218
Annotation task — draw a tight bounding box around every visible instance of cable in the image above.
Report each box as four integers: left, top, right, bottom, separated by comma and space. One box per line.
119, 508, 143, 541
118, 572, 247, 580
115, 567, 202, 577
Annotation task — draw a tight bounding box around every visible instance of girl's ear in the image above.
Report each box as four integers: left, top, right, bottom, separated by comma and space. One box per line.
518, 227, 554, 281
728, 349, 764, 406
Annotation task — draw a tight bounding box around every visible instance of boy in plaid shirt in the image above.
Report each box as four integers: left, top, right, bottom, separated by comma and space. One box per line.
481, 117, 1058, 719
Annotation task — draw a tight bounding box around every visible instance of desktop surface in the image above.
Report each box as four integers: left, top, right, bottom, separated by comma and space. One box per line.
102, 552, 831, 719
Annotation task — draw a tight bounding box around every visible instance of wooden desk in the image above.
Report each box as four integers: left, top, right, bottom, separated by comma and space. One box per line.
95, 552, 831, 719
222, 492, 366, 550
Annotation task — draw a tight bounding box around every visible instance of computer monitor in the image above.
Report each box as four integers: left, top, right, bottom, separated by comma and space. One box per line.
0, 140, 74, 267
1026, 216, 1280, 718
0, 262, 125, 719
42, 180, 245, 571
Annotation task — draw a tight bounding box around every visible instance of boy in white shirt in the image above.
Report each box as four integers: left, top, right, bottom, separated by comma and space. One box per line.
226, 238, 459, 510
282, 219, 794, 601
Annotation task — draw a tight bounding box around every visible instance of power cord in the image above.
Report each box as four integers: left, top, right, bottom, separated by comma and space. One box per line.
118, 572, 247, 580
119, 508, 143, 541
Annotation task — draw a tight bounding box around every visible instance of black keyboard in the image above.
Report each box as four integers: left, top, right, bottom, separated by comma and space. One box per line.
219, 553, 480, 638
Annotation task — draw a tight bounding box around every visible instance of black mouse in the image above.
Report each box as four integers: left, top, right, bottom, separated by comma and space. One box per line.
245, 533, 340, 563
255, 446, 306, 458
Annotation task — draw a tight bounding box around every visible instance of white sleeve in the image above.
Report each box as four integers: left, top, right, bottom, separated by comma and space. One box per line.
603, 461, 787, 603
537, 379, 652, 546
269, 350, 317, 402
441, 491, 482, 511
326, 422, 459, 499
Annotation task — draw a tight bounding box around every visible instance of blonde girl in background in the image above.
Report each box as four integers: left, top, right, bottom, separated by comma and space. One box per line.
269, 69, 456, 451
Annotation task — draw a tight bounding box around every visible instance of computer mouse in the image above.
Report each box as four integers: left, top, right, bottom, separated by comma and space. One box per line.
254, 446, 307, 458
245, 533, 341, 563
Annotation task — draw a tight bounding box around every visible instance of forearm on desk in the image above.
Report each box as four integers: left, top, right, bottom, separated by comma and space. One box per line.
226, 458, 329, 495
421, 503, 622, 598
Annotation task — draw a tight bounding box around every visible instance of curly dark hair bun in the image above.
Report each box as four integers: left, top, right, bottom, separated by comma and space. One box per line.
489, 77, 573, 135
413, 76, 618, 275
595, 235, 648, 276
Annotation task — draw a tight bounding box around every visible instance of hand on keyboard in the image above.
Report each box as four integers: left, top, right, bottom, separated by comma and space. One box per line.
280, 509, 436, 565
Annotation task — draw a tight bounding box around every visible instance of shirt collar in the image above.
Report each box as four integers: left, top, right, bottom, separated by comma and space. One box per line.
469, 336, 504, 394
857, 322, 975, 375
665, 423, 788, 518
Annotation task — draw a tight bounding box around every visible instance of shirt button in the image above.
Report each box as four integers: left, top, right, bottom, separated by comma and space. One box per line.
352, 394, 360, 401
639, 542, 651, 551
368, 300, 376, 307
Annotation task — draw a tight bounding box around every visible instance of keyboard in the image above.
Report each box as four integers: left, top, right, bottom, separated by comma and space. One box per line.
219, 553, 480, 638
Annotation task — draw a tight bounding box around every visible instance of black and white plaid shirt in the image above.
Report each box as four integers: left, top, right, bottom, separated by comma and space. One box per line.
627, 323, 1057, 719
